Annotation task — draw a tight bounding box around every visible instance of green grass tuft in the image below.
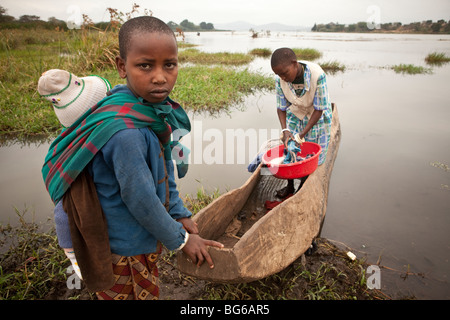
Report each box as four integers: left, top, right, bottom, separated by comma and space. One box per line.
391, 64, 432, 75
292, 48, 322, 61
425, 52, 450, 66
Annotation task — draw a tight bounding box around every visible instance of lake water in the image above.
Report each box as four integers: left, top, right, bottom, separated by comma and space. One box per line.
1, 31, 449, 299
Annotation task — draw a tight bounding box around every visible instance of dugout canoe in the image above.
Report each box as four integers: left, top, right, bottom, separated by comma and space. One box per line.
176, 104, 341, 283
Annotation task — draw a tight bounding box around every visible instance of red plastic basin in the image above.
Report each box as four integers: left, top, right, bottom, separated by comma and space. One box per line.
262, 142, 322, 179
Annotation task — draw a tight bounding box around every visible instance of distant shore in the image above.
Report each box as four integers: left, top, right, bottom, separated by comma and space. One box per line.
311, 20, 450, 34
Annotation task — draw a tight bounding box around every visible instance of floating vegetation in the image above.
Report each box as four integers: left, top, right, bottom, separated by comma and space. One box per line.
249, 48, 272, 57
292, 48, 322, 61
320, 60, 346, 75
391, 64, 432, 75
425, 52, 450, 66
430, 161, 450, 172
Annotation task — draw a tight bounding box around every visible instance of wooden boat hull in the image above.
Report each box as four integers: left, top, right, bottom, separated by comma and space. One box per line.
176, 105, 341, 283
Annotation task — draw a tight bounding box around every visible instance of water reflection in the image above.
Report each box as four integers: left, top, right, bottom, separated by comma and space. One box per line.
1, 31, 449, 299
0, 140, 54, 226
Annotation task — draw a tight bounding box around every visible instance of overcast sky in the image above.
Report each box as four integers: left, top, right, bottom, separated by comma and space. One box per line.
2, 0, 450, 27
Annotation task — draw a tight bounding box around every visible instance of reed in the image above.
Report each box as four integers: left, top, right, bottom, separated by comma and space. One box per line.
292, 48, 322, 60
249, 48, 272, 57
425, 52, 450, 65
320, 60, 346, 74
67, 28, 119, 73
391, 63, 432, 75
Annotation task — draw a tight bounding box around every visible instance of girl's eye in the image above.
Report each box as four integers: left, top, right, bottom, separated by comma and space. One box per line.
166, 62, 177, 69
140, 64, 151, 69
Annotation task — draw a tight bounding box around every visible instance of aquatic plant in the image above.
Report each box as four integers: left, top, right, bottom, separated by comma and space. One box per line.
425, 52, 450, 66
319, 60, 346, 74
249, 48, 272, 57
292, 48, 322, 61
391, 64, 432, 75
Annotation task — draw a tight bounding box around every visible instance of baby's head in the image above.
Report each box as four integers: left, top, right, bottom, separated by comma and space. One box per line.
115, 16, 178, 104
271, 47, 300, 83
38, 69, 111, 127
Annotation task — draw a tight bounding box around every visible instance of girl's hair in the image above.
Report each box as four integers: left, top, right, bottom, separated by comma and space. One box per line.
271, 47, 297, 68
118, 16, 176, 60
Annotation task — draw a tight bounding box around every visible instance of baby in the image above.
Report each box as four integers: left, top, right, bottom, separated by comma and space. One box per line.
38, 69, 111, 278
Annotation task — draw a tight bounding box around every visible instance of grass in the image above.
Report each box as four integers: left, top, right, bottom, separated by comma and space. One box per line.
391, 63, 432, 75
1, 192, 384, 300
0, 28, 274, 142
183, 187, 221, 214
172, 65, 273, 112
249, 48, 272, 57
200, 238, 381, 300
292, 48, 322, 61
178, 48, 254, 65
425, 52, 450, 66
320, 60, 346, 74
0, 208, 85, 300
0, 188, 220, 300
177, 42, 198, 49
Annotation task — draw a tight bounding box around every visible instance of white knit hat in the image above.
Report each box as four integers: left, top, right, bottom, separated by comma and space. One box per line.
38, 69, 111, 127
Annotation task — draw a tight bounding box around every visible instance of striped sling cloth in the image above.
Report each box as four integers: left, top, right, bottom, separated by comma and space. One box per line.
42, 91, 191, 204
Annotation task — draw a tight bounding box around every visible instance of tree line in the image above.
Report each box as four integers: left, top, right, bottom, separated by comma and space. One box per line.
312, 20, 450, 34
168, 19, 215, 32
0, 6, 215, 32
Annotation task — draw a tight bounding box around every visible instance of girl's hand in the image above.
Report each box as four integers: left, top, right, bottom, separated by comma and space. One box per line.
182, 234, 224, 269
177, 217, 199, 234
281, 130, 294, 148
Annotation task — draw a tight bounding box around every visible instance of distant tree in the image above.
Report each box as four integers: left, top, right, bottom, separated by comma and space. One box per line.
167, 21, 180, 31
180, 19, 196, 30
356, 21, 367, 31
200, 21, 214, 30
0, 5, 15, 23
431, 22, 441, 33
19, 15, 41, 23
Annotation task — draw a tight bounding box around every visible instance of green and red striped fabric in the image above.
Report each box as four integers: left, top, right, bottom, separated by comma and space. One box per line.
42, 92, 190, 204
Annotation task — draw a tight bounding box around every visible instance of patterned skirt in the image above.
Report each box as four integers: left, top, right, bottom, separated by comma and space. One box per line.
96, 244, 162, 300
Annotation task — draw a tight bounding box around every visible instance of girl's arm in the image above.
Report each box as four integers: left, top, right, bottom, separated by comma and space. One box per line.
277, 108, 293, 147
299, 109, 323, 139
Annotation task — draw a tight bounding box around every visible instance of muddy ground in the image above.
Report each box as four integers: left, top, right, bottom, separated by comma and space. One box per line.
45, 238, 386, 300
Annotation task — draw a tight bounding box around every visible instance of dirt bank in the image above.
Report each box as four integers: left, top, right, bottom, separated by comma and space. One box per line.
43, 238, 386, 300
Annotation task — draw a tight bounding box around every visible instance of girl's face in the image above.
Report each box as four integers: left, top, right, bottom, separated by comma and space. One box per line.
116, 32, 178, 104
272, 60, 300, 83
